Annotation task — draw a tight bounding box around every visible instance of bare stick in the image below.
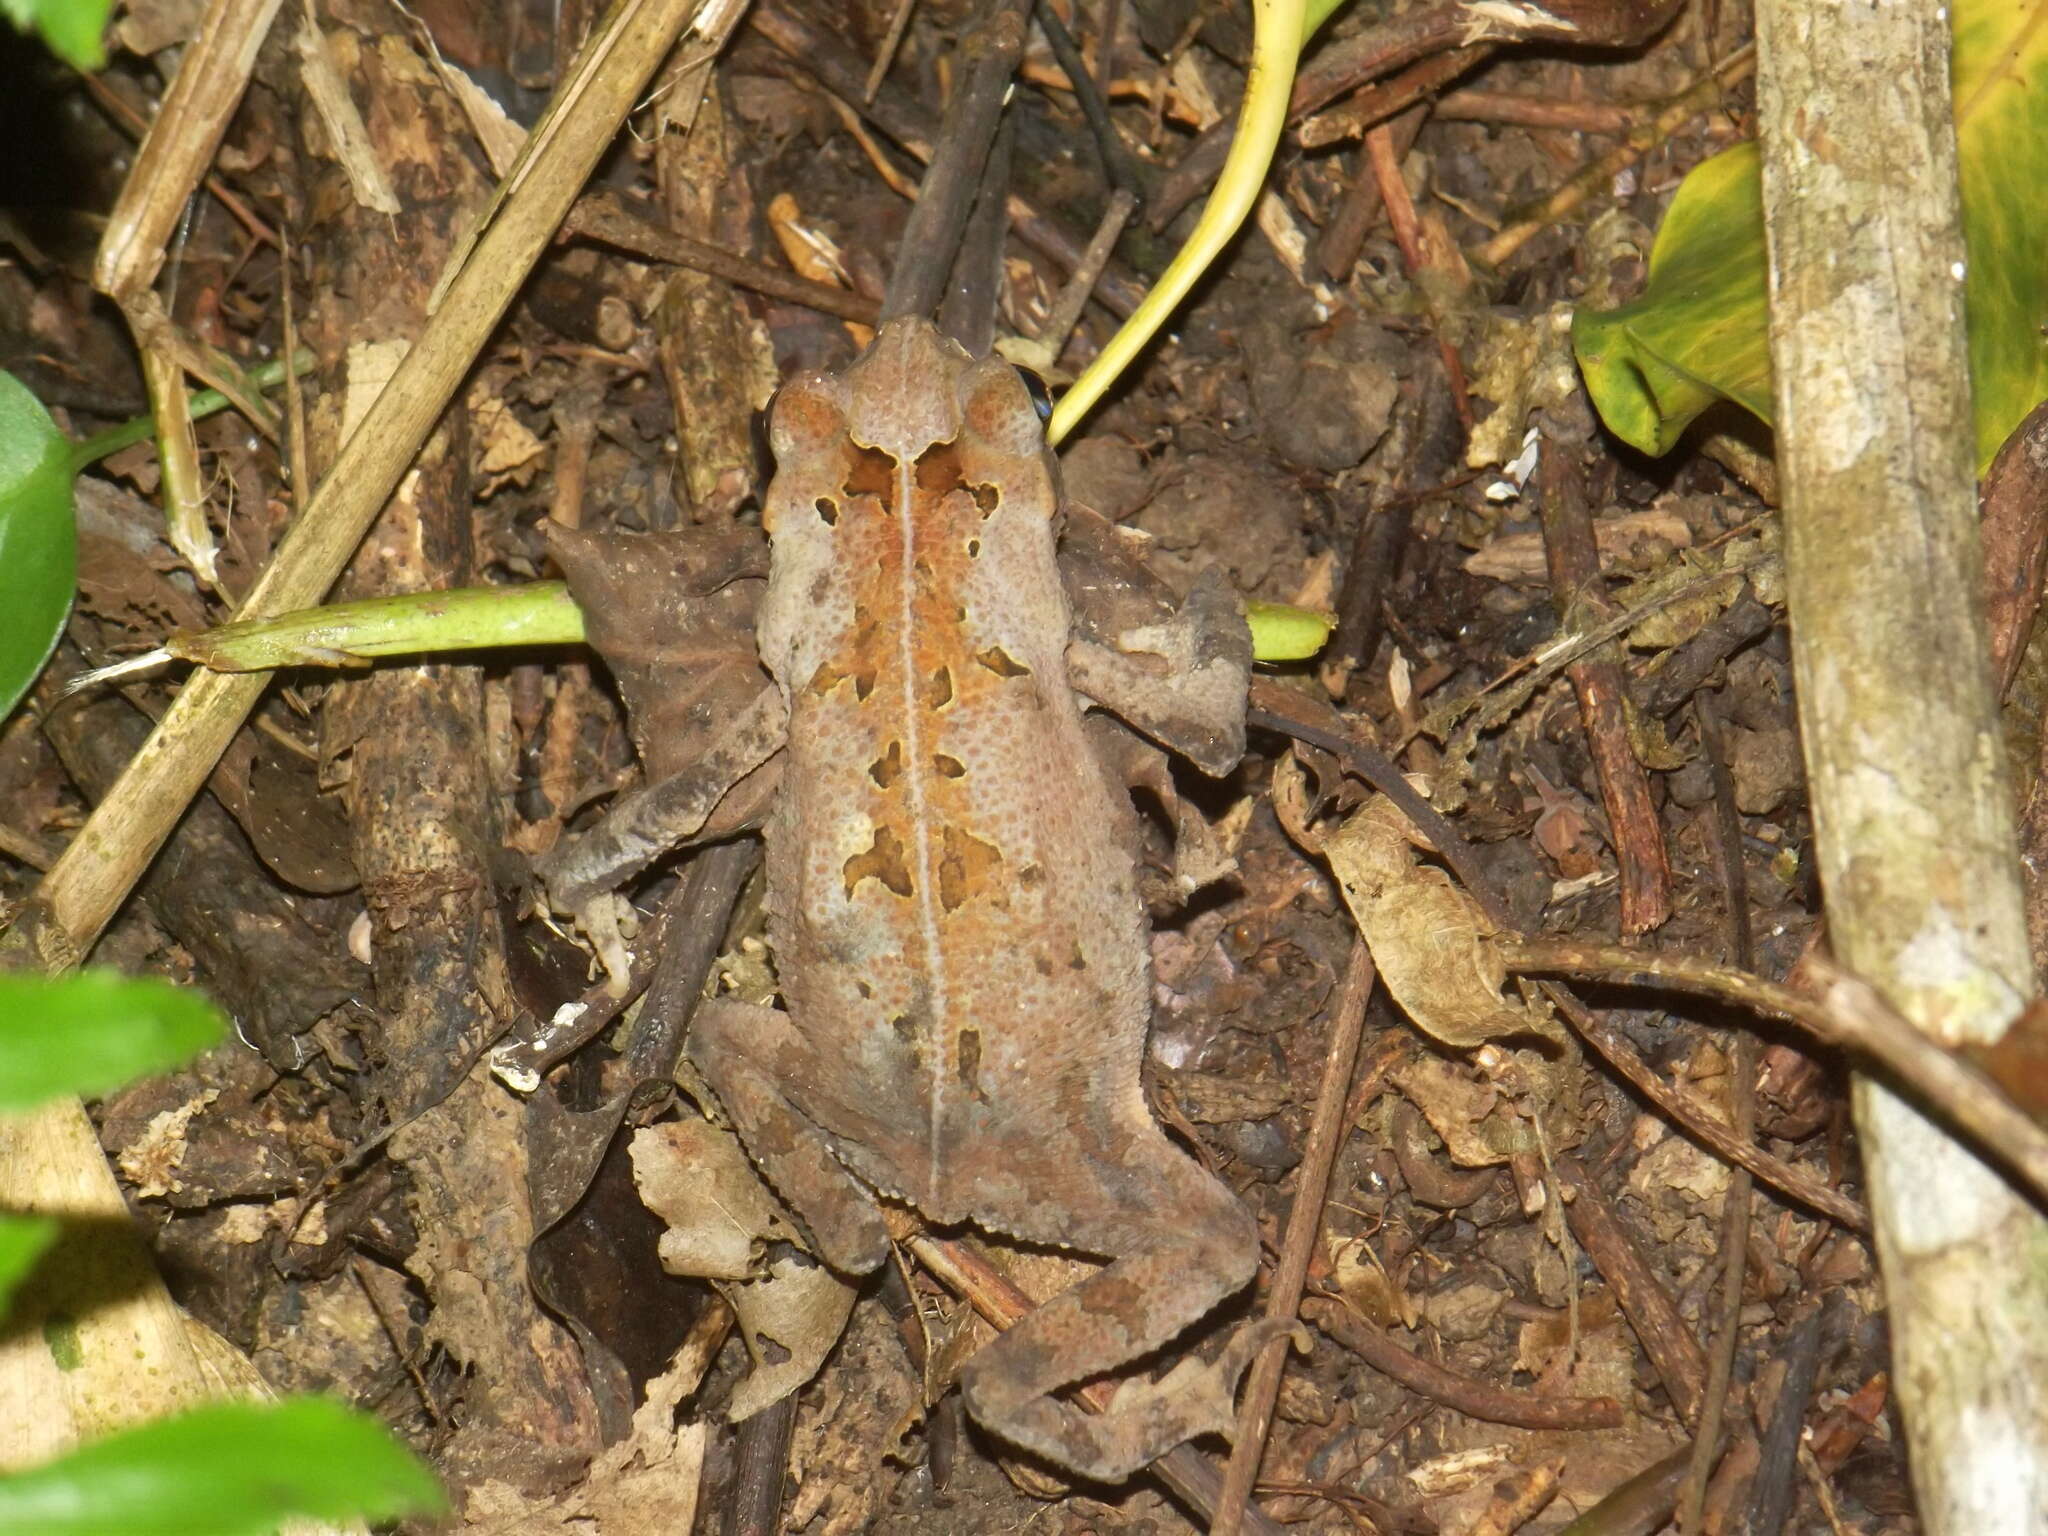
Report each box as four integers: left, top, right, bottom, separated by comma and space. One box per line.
1210, 941, 1375, 1536
1499, 940, 2048, 1215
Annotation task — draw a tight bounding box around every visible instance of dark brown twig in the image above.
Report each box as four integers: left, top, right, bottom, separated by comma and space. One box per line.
1009, 187, 1138, 371
568, 193, 882, 325
1033, 0, 1143, 194
1312, 101, 1426, 282
880, 0, 1030, 323
1362, 120, 1473, 437
1637, 591, 1775, 719
1678, 687, 1756, 1533
1302, 1296, 1626, 1430
1297, 46, 1490, 150
1557, 1155, 1708, 1424
1247, 678, 1498, 907
1325, 356, 1459, 679
864, 0, 920, 101
724, 1392, 800, 1536
1552, 986, 1868, 1231
1538, 441, 1672, 932
1746, 1296, 1833, 1536
936, 113, 1016, 352
1501, 939, 2048, 1213
750, 0, 1144, 316
1211, 941, 1376, 1536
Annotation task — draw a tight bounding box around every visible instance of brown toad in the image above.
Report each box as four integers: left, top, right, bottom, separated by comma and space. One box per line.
546, 317, 1276, 1479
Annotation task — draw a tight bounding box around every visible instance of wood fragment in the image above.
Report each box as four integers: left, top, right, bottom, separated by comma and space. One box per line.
94, 0, 285, 302
1537, 442, 1672, 932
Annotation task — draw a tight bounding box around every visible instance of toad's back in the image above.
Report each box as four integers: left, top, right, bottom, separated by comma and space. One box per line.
752, 319, 1151, 1226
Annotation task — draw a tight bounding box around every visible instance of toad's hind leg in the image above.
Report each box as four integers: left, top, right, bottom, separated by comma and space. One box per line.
689, 997, 891, 1277
957, 1125, 1293, 1482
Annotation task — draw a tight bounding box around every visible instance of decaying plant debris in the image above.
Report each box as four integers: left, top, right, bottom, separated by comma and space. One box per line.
4, 0, 2033, 1531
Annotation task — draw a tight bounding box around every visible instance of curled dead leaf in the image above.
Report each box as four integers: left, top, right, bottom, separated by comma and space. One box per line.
1276, 758, 1561, 1051
628, 1120, 856, 1421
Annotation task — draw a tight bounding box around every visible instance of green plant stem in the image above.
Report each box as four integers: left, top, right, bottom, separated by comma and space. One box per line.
67, 349, 315, 474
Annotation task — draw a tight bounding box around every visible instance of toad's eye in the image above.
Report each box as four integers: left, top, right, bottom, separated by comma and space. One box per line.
1014, 367, 1053, 423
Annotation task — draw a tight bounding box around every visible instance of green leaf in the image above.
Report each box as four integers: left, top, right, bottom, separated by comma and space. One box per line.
0, 373, 76, 723
0, 974, 224, 1112
1571, 144, 1770, 460
0, 0, 110, 70
1247, 599, 1335, 662
0, 1397, 445, 1535
1572, 0, 2048, 474
0, 1214, 56, 1318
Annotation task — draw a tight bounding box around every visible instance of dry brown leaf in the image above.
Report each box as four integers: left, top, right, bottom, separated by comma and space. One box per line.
1389, 1055, 1518, 1167
460, 1346, 708, 1534
724, 1253, 858, 1421
1310, 787, 1563, 1051
629, 1119, 798, 1282
628, 1120, 855, 1421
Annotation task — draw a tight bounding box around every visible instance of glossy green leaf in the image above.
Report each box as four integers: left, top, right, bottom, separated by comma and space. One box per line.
0, 1214, 56, 1319
0, 974, 224, 1113
0, 1397, 444, 1535
1573, 0, 2048, 474
1247, 599, 1335, 662
0, 373, 76, 723
0, 0, 109, 70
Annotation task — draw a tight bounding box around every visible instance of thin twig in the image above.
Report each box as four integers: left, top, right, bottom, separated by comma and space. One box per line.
1033, 0, 1143, 193
1475, 44, 1755, 268
1210, 940, 1376, 1536
1557, 1155, 1709, 1423
1501, 938, 2048, 1213
1006, 187, 1137, 371
1361, 119, 1472, 435
864, 0, 920, 101
568, 192, 883, 324
1538, 440, 1672, 931
1679, 689, 1756, 1532
1302, 1296, 1626, 1430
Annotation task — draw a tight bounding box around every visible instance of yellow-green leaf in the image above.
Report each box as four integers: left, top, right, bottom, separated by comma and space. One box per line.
1247, 600, 1335, 662
1573, 0, 2048, 474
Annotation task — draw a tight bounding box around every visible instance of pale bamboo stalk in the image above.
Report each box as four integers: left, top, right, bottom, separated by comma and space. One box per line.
1754, 2, 2048, 1529
93, 0, 285, 303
